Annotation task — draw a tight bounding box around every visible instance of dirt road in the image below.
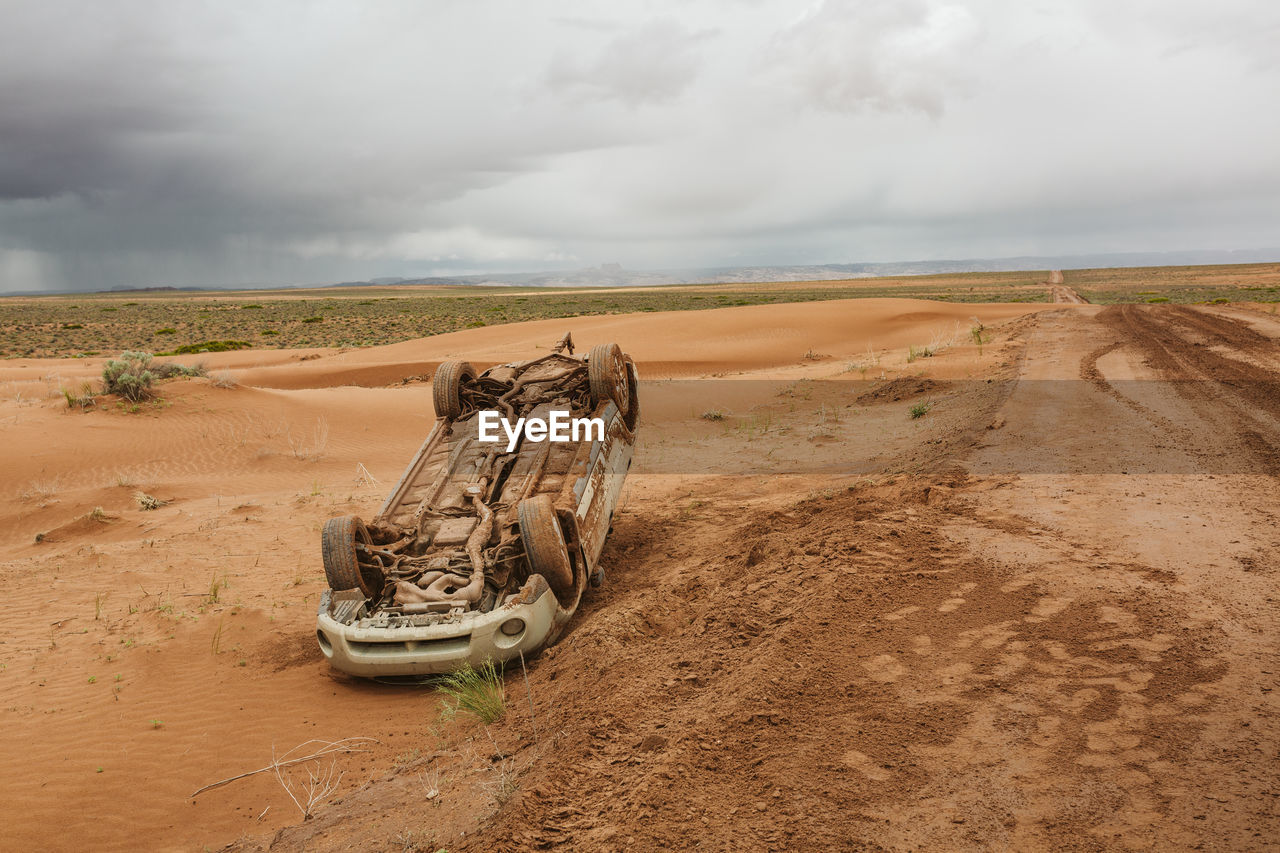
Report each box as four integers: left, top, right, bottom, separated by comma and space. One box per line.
1047, 270, 1090, 304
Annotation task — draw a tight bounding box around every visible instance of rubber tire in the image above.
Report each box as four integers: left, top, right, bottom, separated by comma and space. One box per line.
321, 515, 383, 597
517, 494, 575, 600
588, 343, 630, 417
432, 360, 477, 419
622, 357, 639, 431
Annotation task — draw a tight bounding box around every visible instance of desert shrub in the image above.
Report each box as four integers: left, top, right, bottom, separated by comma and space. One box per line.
301, 316, 323, 324
909, 401, 934, 419
155, 328, 176, 335
261, 329, 279, 336
63, 323, 84, 330
152, 361, 207, 379
436, 659, 505, 724
700, 410, 726, 421
1146, 297, 1169, 304
159, 340, 251, 355
102, 351, 156, 401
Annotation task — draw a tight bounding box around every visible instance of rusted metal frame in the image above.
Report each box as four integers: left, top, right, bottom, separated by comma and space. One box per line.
370, 420, 448, 529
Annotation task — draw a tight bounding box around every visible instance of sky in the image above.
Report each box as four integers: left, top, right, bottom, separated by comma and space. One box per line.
1, 0, 1278, 292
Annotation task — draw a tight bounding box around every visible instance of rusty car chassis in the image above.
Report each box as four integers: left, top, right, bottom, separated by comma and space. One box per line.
316, 337, 638, 677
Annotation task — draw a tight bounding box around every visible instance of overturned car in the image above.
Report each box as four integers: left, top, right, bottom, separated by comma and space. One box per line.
316, 336, 638, 677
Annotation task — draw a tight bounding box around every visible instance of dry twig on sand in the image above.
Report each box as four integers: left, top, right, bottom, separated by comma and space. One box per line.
188, 737, 376, 800
273, 747, 342, 820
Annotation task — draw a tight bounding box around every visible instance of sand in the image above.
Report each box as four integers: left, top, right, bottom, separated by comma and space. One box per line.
4, 296, 1279, 851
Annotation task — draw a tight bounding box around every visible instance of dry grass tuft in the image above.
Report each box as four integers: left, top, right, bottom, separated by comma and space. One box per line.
288, 417, 329, 461
134, 491, 169, 511
208, 371, 239, 389
19, 478, 61, 504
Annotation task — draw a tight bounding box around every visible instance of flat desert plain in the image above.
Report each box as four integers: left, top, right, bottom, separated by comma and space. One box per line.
2, 295, 1280, 851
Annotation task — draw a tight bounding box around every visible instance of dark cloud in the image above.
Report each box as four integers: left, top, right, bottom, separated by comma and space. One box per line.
0, 1, 1277, 292
0, 3, 207, 201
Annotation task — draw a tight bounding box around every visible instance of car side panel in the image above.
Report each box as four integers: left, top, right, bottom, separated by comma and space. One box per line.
572, 405, 634, 570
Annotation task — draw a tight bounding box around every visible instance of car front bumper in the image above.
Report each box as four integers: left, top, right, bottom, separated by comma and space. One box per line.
315, 580, 558, 677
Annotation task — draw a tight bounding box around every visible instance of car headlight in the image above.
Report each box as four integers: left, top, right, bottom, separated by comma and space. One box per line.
500, 618, 526, 636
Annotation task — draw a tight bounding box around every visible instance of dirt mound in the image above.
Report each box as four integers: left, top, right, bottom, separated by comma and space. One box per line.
856, 375, 948, 403
249, 467, 1230, 852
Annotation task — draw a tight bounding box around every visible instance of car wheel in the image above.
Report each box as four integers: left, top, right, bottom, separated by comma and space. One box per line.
432, 360, 477, 419
321, 515, 384, 597
517, 494, 575, 599
623, 357, 640, 430
588, 343, 630, 416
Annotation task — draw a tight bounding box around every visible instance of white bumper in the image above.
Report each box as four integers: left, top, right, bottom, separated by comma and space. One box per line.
316, 580, 559, 677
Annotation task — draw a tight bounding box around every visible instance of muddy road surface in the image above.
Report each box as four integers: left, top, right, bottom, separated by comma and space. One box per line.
1050, 285, 1089, 304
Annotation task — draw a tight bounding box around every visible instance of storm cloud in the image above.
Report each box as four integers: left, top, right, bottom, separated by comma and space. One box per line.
1, 0, 1278, 291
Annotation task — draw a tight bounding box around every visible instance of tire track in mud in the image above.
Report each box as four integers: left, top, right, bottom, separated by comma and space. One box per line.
1078, 338, 1188, 439
1098, 305, 1280, 475
947, 303, 1280, 849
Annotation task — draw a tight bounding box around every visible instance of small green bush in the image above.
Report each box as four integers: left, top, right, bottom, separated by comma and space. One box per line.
301, 316, 323, 324
1146, 297, 1169, 304
102, 351, 156, 402
63, 323, 84, 330
436, 659, 506, 724
909, 400, 934, 419
261, 329, 279, 336
62, 382, 96, 409
907, 344, 935, 363
969, 321, 987, 346
155, 328, 176, 335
